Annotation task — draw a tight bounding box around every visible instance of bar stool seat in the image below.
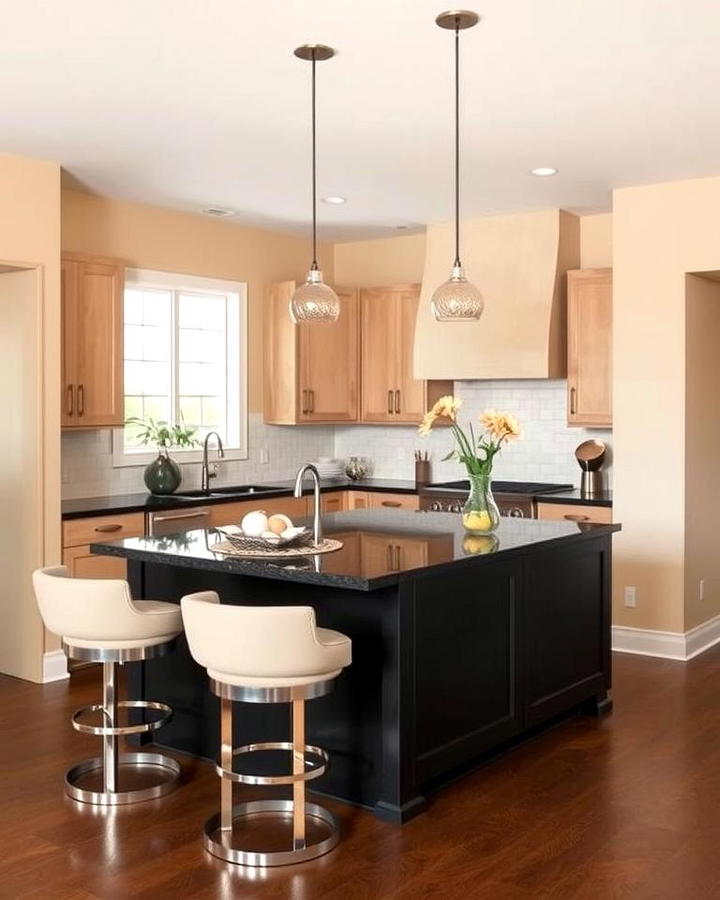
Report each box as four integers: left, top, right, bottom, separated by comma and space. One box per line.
33, 566, 183, 806
181, 591, 352, 867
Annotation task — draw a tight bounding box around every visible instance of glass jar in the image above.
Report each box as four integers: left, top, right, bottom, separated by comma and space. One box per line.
462, 472, 500, 534
345, 456, 368, 481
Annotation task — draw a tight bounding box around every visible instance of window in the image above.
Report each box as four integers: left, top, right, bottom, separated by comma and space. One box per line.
113, 268, 247, 466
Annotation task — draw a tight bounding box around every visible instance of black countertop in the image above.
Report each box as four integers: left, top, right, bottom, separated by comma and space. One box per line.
91, 508, 621, 592
534, 488, 613, 508
62, 478, 419, 520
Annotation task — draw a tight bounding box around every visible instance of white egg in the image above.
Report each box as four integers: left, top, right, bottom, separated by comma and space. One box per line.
241, 510, 269, 537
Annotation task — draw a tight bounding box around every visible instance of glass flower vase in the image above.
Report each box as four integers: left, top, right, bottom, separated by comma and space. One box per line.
462, 472, 500, 534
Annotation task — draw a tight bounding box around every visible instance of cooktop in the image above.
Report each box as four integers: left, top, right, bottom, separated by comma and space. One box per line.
424, 480, 574, 495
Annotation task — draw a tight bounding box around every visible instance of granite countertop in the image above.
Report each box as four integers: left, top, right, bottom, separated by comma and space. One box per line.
61, 478, 419, 520
90, 508, 621, 592
534, 488, 613, 508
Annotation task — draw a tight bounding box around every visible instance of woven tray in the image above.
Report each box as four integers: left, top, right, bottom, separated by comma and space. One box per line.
211, 538, 344, 559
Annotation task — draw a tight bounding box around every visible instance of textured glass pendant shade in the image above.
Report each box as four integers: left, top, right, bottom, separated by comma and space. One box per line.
431, 264, 484, 322
290, 268, 340, 323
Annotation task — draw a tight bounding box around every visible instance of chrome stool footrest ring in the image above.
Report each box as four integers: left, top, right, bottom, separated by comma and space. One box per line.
216, 741, 329, 785
204, 799, 339, 867
71, 700, 172, 736
65, 751, 181, 806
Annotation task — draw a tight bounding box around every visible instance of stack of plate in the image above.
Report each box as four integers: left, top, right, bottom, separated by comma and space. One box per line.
311, 457, 345, 480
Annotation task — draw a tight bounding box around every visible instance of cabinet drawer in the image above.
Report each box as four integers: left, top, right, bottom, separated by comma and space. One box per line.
367, 492, 419, 511
209, 495, 308, 528
63, 512, 145, 548
321, 491, 347, 514
347, 491, 370, 510
536, 502, 612, 525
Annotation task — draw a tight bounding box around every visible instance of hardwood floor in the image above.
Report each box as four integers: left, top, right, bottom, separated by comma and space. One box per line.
1, 649, 719, 899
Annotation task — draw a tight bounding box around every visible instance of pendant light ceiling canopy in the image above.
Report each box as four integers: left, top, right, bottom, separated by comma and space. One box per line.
290, 43, 340, 324
431, 10, 484, 323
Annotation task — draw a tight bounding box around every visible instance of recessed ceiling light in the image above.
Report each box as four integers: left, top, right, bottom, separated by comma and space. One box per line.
530, 167, 558, 177
322, 196, 346, 205
202, 207, 235, 217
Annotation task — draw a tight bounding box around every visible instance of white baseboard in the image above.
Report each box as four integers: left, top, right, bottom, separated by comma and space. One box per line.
612, 612, 720, 662
42, 649, 69, 682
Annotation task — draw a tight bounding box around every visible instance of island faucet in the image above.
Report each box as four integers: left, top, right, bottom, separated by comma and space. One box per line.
294, 463, 322, 546
201, 432, 225, 492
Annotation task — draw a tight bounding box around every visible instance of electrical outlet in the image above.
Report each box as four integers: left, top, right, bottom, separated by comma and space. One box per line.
259, 448, 269, 464
700, 579, 706, 602
624, 586, 637, 608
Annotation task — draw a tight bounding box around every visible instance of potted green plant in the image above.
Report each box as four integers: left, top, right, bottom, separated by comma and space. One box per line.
125, 416, 199, 495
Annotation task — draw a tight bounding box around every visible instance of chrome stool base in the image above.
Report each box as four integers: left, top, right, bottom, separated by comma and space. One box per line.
203, 799, 339, 867
65, 751, 181, 806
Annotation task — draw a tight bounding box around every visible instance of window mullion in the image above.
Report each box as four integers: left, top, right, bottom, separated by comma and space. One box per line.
172, 290, 180, 424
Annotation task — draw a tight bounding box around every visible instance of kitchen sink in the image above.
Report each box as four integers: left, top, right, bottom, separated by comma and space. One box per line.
171, 485, 287, 500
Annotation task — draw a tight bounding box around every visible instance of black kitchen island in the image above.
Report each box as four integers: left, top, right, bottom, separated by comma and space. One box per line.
91, 509, 620, 824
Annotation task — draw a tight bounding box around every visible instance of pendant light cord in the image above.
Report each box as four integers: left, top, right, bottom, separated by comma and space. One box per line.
311, 51, 319, 271
454, 23, 461, 269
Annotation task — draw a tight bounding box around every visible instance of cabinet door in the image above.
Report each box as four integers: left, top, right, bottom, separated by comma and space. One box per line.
360, 534, 395, 578
299, 288, 359, 422
61, 260, 79, 426
360, 288, 397, 422
69, 259, 124, 428
347, 491, 370, 510
321, 491, 346, 514
567, 269, 612, 427
63, 545, 128, 580
393, 538, 428, 571
394, 286, 428, 423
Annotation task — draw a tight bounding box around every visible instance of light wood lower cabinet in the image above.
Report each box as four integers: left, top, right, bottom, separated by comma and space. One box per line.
320, 491, 347, 514
536, 502, 612, 525
209, 495, 309, 528
367, 492, 420, 511
62, 512, 145, 580
360, 533, 453, 578
346, 491, 370, 510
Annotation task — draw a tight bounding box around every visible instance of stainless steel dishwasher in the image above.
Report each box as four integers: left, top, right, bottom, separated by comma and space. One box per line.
146, 507, 212, 537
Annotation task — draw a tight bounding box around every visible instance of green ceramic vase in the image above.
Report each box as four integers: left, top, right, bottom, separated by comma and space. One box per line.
144, 451, 182, 495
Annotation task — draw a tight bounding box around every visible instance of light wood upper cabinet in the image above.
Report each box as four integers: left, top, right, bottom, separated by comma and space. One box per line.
263, 281, 359, 424
360, 284, 452, 424
62, 253, 124, 429
567, 269, 612, 427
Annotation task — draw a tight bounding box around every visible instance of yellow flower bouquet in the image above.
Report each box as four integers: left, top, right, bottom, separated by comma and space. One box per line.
419, 397, 521, 534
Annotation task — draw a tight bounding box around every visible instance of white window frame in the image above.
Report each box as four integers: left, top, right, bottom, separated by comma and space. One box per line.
112, 268, 248, 468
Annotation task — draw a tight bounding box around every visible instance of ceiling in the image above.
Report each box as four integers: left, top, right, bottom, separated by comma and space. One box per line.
3, 0, 720, 240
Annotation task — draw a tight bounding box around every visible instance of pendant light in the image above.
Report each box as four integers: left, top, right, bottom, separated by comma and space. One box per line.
431, 11, 484, 322
290, 44, 340, 323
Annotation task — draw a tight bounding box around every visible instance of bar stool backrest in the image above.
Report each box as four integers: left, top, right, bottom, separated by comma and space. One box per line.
181, 592, 339, 679
33, 566, 164, 643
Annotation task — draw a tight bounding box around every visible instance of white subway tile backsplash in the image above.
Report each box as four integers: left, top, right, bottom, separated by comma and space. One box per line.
62, 381, 612, 499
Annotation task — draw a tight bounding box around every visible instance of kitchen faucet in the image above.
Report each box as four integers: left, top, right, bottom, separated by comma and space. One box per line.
294, 463, 322, 546
201, 432, 225, 492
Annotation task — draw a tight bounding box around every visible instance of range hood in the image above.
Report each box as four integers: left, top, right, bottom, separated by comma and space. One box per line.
414, 209, 579, 380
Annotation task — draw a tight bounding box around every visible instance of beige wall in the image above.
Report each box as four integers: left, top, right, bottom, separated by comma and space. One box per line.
333, 231, 426, 286
580, 213, 613, 268
684, 274, 720, 630
613, 176, 720, 633
61, 189, 333, 413
0, 154, 61, 681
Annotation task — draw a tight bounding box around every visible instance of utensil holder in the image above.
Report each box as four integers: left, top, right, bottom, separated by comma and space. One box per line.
415, 460, 431, 487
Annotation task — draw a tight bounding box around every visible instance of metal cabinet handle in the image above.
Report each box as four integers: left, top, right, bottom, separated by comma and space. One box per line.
394, 545, 401, 569
394, 390, 401, 414
569, 386, 577, 416
94, 523, 122, 533
301, 389, 309, 414
381, 500, 402, 508
309, 389, 314, 413
564, 514, 590, 522
66, 385, 74, 416
387, 390, 394, 414
151, 510, 210, 523
78, 383, 85, 416
386, 544, 394, 570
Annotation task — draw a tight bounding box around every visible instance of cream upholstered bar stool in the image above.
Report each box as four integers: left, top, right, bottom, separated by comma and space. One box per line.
181, 591, 352, 867
33, 566, 183, 805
